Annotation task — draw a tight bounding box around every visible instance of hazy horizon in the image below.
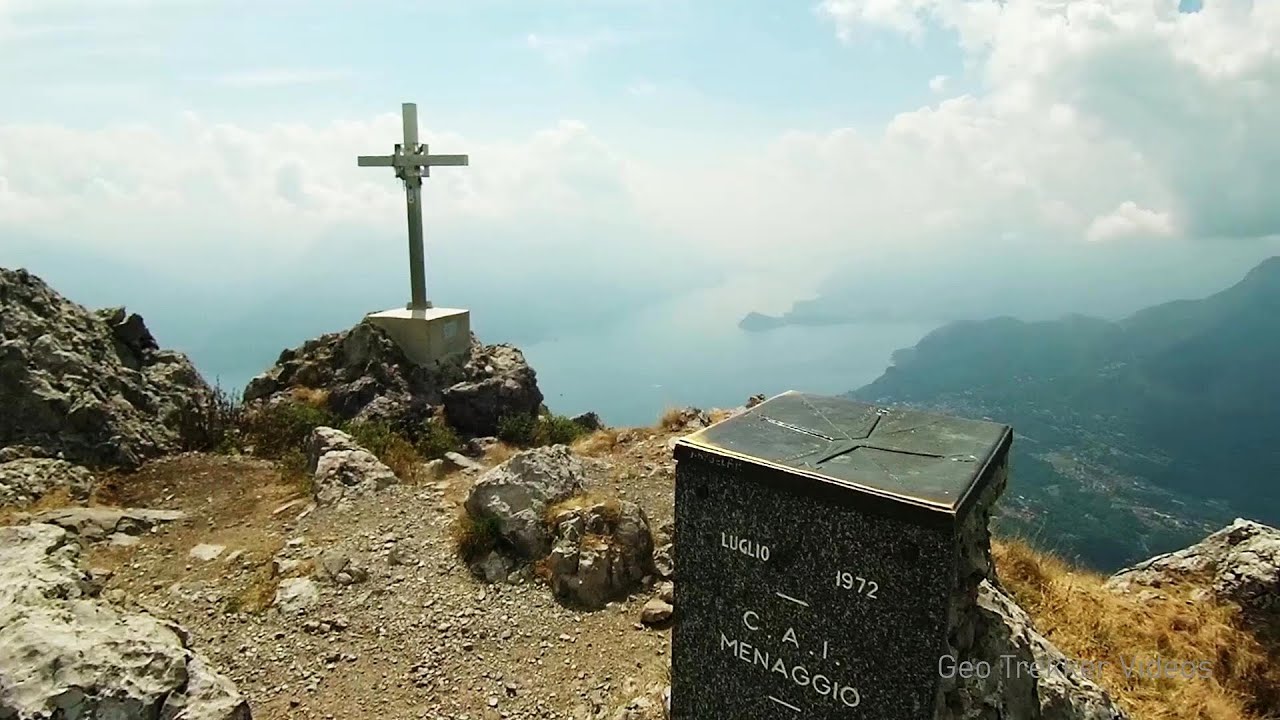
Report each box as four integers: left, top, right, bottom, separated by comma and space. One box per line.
3, 0, 1279, 407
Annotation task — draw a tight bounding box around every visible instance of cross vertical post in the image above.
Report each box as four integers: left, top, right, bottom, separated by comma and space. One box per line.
401, 103, 428, 310
358, 102, 469, 312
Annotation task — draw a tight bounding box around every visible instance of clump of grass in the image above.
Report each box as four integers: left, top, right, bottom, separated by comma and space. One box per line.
341, 420, 424, 481
572, 429, 619, 456
240, 401, 337, 459
993, 538, 1280, 720
290, 387, 330, 409
497, 412, 591, 448
497, 412, 539, 446
415, 419, 462, 460
451, 510, 503, 562
544, 491, 624, 528
657, 407, 686, 431
276, 448, 313, 496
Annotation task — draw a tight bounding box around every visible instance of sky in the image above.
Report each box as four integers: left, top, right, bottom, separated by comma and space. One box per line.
2, 0, 1279, 385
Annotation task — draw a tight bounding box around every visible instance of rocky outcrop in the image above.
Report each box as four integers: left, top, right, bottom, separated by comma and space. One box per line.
464, 445, 596, 561
0, 458, 94, 508
0, 268, 215, 469
305, 427, 399, 506
958, 581, 1127, 720
1106, 518, 1280, 631
0, 523, 250, 719
545, 498, 655, 609
442, 343, 544, 436
933, 460, 1127, 719
243, 320, 543, 438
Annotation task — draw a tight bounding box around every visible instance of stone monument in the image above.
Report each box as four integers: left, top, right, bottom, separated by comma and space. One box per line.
670, 390, 1012, 718
358, 102, 471, 365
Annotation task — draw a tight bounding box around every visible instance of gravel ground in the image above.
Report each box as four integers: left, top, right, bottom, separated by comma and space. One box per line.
85, 428, 686, 720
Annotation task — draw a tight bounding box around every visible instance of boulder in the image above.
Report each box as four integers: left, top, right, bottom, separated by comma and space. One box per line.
571, 412, 605, 432
305, 426, 399, 506
1105, 518, 1280, 630
545, 498, 655, 609
0, 523, 250, 719
0, 458, 95, 508
0, 268, 216, 468
463, 445, 593, 559
442, 343, 544, 436
243, 320, 543, 439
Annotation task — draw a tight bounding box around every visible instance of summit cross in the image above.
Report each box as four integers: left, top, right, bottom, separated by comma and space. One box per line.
358, 102, 468, 311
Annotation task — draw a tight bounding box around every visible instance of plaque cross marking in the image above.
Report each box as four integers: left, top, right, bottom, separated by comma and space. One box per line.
761, 403, 948, 468
358, 102, 469, 311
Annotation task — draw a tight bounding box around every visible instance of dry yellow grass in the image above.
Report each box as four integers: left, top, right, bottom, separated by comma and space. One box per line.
657, 407, 686, 431
0, 486, 78, 524
707, 408, 733, 424
450, 508, 501, 562
483, 441, 520, 466
289, 387, 330, 409
572, 429, 619, 456
994, 538, 1280, 720
544, 491, 624, 528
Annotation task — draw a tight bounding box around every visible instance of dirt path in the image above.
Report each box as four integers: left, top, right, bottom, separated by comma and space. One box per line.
86, 429, 682, 720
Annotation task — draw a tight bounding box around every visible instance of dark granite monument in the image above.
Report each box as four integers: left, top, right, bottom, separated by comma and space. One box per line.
670, 391, 1012, 718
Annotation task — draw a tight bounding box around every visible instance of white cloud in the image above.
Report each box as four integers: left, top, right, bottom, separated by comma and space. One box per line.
1086, 201, 1178, 242
928, 74, 948, 93
3, 0, 1279, 330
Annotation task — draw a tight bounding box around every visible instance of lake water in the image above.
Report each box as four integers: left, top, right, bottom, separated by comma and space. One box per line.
203, 281, 936, 428
519, 287, 935, 426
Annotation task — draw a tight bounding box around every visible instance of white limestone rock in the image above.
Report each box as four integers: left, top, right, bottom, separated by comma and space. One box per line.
463, 445, 592, 559
1106, 518, 1280, 629
0, 523, 250, 720
0, 268, 216, 468
305, 426, 399, 506
0, 458, 94, 508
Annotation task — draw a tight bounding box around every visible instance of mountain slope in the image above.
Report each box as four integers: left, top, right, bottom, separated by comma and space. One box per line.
849, 257, 1280, 570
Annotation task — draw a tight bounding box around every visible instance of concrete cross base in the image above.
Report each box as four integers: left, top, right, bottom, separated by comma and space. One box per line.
365, 306, 471, 365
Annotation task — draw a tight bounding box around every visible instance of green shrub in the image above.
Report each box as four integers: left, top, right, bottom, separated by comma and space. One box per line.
497, 412, 539, 446
497, 412, 589, 448
176, 381, 244, 453
452, 511, 503, 562
240, 401, 337, 459
540, 414, 588, 446
342, 420, 428, 482
416, 420, 462, 460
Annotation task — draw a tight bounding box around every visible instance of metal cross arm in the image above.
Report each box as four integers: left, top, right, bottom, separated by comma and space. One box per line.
357, 152, 469, 177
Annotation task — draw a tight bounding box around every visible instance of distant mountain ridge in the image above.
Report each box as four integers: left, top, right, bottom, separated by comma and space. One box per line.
848, 256, 1280, 570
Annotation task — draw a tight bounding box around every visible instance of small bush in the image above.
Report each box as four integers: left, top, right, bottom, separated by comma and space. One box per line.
658, 407, 686, 431
498, 412, 590, 448
240, 401, 337, 459
416, 420, 462, 460
343, 420, 427, 482
541, 414, 588, 446
276, 448, 312, 496
497, 412, 539, 446
452, 511, 503, 562
176, 381, 244, 453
